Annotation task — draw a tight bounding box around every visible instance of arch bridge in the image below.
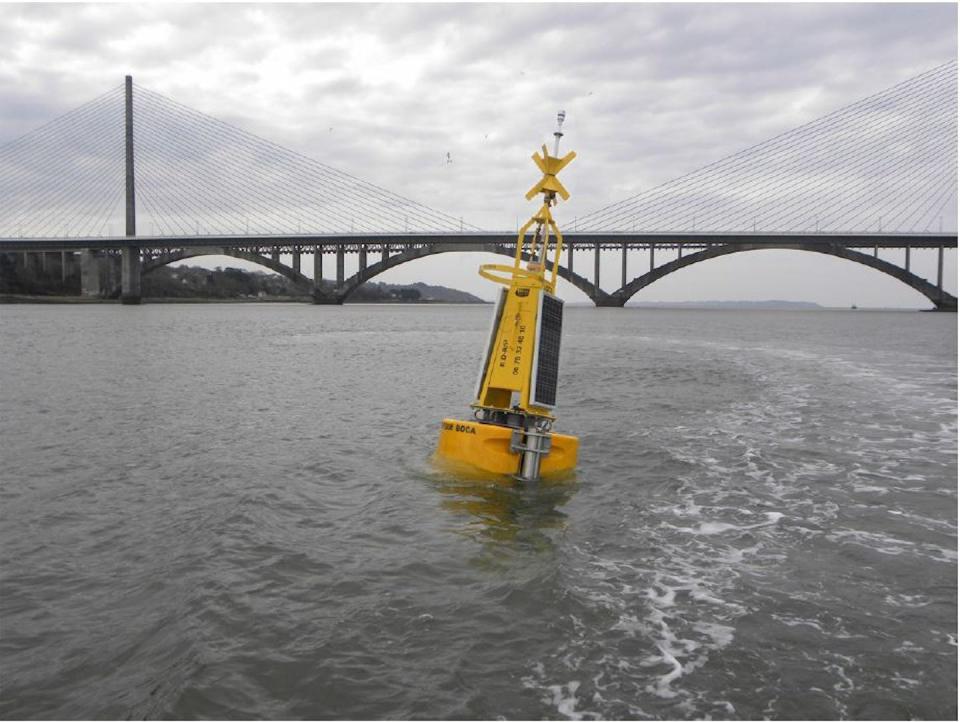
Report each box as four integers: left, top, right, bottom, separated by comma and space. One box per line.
1, 63, 957, 309
143, 232, 959, 311
6, 230, 950, 310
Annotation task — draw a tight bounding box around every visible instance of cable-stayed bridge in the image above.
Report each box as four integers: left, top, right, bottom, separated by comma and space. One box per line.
0, 62, 956, 308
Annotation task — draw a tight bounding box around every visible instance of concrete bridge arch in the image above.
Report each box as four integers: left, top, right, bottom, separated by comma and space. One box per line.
141, 247, 313, 289
332, 243, 605, 304
607, 242, 957, 310
141, 243, 603, 303
136, 241, 955, 310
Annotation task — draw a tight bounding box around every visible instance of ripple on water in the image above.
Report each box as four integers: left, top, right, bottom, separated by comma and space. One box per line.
0, 306, 955, 720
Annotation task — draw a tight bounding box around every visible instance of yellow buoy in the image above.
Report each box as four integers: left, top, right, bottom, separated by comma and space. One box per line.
435, 111, 579, 482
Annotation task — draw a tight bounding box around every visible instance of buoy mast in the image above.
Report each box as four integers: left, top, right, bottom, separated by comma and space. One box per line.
435, 113, 579, 482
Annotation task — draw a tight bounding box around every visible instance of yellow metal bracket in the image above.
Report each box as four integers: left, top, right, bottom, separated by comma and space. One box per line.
497, 140, 576, 295
525, 145, 577, 201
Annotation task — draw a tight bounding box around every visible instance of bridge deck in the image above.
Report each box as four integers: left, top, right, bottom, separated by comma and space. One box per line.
0, 231, 955, 253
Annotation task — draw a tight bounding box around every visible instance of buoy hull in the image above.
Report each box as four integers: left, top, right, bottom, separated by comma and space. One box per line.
435, 418, 578, 479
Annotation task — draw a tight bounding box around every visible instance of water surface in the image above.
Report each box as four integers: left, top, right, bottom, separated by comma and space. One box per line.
1, 304, 956, 719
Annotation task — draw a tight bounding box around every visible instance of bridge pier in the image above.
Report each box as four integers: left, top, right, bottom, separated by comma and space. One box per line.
120, 247, 141, 304
594, 242, 600, 290
336, 246, 345, 287
25, 251, 41, 277
621, 243, 627, 287
292, 248, 301, 274
80, 250, 118, 298
80, 251, 100, 297
309, 244, 342, 304
937, 244, 943, 295
359, 244, 367, 271
61, 251, 73, 283
41, 251, 61, 281
311, 289, 343, 305
595, 293, 625, 307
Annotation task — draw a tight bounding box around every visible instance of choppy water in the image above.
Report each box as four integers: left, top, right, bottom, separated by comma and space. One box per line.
0, 304, 956, 720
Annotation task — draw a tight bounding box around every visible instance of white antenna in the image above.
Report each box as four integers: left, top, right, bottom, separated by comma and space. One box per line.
553, 110, 566, 156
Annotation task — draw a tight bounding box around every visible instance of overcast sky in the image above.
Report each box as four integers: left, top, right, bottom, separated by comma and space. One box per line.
1, 2, 957, 306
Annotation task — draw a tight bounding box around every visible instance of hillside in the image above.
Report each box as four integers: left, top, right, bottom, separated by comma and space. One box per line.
139, 265, 487, 303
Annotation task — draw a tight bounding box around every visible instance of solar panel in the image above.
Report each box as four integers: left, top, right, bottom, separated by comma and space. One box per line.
476, 287, 507, 398
531, 293, 563, 408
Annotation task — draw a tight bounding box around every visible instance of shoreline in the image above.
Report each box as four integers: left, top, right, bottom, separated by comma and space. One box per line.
0, 294, 938, 311
0, 294, 487, 305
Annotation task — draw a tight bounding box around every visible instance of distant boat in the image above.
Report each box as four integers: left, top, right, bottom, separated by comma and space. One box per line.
851, 304, 858, 310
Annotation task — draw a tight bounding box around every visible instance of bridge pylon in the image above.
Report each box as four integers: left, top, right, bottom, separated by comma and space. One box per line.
120, 75, 141, 305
